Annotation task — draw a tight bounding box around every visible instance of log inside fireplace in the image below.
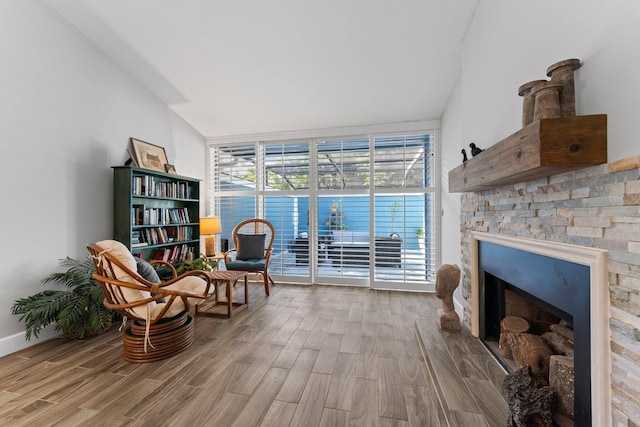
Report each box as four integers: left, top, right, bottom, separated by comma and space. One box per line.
498, 312, 576, 425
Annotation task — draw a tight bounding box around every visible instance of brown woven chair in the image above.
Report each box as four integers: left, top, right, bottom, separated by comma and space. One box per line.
224, 218, 275, 296
87, 240, 211, 363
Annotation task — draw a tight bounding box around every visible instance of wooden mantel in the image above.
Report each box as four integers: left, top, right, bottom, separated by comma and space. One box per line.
448, 114, 607, 193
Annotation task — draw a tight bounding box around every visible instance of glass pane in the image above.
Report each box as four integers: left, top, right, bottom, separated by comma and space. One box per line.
373, 134, 435, 188
218, 195, 257, 251
317, 138, 370, 190
264, 142, 310, 191
215, 144, 258, 191
317, 195, 371, 278
373, 194, 435, 284
265, 194, 310, 277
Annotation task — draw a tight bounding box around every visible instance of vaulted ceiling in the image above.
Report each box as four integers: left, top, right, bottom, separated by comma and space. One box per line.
44, 0, 478, 137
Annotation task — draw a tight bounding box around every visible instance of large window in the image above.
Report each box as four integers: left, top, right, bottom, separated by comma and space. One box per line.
208, 130, 438, 291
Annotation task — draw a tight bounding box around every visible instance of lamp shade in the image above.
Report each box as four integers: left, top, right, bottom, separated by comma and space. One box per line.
200, 217, 221, 235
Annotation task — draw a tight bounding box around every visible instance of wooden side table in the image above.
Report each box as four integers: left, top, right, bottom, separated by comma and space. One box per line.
196, 270, 248, 318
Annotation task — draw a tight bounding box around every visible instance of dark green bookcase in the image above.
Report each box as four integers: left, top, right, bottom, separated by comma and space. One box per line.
113, 166, 201, 262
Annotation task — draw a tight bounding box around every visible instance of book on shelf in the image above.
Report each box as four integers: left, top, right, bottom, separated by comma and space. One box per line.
166, 226, 191, 242
153, 248, 171, 262
131, 242, 149, 248
132, 176, 143, 196
131, 174, 196, 200
132, 204, 145, 225
156, 227, 168, 244
168, 245, 178, 263
131, 207, 193, 226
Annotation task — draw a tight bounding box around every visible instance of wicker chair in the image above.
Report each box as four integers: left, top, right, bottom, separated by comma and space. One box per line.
87, 240, 211, 363
224, 218, 275, 296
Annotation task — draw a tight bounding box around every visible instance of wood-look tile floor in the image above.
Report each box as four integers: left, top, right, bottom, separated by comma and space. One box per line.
0, 283, 508, 426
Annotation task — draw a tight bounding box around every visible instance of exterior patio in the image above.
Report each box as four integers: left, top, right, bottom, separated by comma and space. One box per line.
270, 246, 434, 288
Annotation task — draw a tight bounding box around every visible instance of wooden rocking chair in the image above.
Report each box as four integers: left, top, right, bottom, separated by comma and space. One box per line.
88, 240, 211, 363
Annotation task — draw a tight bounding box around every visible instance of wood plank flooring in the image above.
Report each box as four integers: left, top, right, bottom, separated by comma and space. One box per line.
0, 283, 508, 426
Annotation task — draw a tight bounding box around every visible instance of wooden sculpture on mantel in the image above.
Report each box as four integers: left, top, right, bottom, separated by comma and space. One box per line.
435, 264, 461, 331
519, 58, 582, 126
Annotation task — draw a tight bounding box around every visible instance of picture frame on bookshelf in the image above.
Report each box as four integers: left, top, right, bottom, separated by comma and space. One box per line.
165, 164, 177, 174
130, 138, 169, 173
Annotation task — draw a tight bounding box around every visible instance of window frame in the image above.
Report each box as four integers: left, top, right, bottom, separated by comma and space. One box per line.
206, 122, 441, 291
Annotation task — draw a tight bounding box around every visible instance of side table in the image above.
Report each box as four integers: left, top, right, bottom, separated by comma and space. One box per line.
196, 270, 248, 318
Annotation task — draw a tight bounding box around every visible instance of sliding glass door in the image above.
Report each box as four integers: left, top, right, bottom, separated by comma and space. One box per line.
208, 131, 437, 291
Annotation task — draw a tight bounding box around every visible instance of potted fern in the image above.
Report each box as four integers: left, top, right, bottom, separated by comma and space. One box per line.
11, 257, 113, 340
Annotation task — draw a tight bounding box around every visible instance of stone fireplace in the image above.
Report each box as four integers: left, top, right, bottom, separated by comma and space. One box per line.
470, 231, 609, 425
458, 156, 640, 425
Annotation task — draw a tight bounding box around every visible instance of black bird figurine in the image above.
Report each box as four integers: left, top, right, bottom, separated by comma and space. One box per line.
470, 143, 484, 157
461, 149, 468, 162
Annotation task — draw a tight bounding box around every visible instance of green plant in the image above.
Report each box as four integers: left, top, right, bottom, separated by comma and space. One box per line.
390, 199, 400, 232
11, 257, 113, 340
175, 254, 217, 275
416, 227, 425, 239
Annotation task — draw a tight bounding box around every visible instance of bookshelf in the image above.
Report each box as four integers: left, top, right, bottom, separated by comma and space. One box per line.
113, 166, 201, 263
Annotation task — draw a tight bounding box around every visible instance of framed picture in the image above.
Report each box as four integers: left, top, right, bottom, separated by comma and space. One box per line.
165, 164, 177, 174
130, 138, 169, 173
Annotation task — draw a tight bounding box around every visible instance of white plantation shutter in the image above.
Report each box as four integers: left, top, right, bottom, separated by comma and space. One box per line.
316, 138, 371, 282
210, 142, 311, 278
373, 134, 434, 189
317, 138, 370, 190
210, 144, 260, 253
371, 134, 436, 285
208, 131, 437, 289
263, 142, 310, 277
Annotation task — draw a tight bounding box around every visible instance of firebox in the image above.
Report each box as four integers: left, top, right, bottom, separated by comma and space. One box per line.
478, 240, 590, 424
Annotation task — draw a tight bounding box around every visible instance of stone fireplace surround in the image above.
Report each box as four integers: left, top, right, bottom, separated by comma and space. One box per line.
459, 156, 640, 425
470, 231, 608, 425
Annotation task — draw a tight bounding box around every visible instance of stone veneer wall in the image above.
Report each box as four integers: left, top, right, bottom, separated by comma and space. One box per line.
458, 155, 640, 426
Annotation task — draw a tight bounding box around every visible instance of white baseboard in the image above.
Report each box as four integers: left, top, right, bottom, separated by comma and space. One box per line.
0, 327, 60, 358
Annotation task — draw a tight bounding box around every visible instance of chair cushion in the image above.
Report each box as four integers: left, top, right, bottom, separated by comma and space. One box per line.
96, 239, 154, 319
159, 275, 209, 317
236, 234, 266, 260
96, 239, 139, 282
95, 240, 207, 322
227, 259, 267, 271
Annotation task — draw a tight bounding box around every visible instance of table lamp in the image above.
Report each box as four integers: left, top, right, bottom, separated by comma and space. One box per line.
200, 217, 221, 256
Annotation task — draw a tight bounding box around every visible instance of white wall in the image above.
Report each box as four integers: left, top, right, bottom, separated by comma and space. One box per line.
440, 0, 640, 268
0, 0, 205, 355
440, 76, 463, 267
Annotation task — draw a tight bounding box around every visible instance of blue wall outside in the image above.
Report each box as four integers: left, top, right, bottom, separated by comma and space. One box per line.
265, 195, 296, 253
220, 194, 428, 252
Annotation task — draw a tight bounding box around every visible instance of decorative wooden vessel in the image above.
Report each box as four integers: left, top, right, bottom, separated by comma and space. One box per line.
531, 82, 564, 122
547, 58, 582, 117
448, 114, 607, 193
518, 80, 547, 127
